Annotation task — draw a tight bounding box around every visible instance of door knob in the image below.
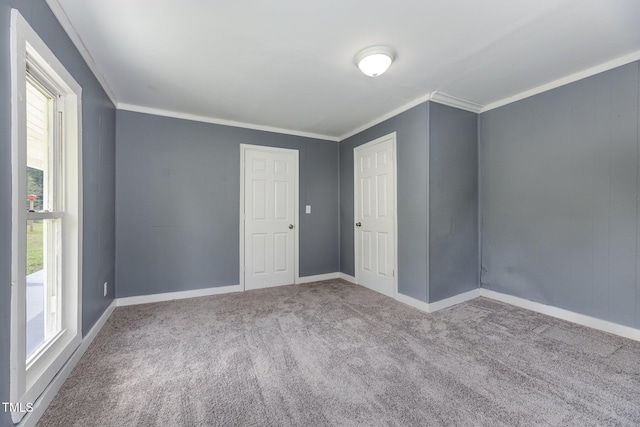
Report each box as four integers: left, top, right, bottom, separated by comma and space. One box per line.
289, 224, 294, 229
356, 222, 362, 227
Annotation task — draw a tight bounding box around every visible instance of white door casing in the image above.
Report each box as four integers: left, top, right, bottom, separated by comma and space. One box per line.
354, 133, 397, 298
240, 145, 299, 290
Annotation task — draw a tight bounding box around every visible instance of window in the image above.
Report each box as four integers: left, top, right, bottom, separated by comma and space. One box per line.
26, 69, 64, 361
10, 10, 82, 423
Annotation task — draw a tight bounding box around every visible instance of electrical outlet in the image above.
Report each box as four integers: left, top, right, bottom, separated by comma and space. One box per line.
103, 282, 108, 297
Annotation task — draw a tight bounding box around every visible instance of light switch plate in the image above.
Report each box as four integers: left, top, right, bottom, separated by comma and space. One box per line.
305, 205, 311, 214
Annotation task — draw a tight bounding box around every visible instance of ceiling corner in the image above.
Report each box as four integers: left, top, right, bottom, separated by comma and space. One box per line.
45, 0, 119, 107
480, 50, 640, 114
117, 103, 340, 142
429, 92, 484, 114
338, 93, 433, 142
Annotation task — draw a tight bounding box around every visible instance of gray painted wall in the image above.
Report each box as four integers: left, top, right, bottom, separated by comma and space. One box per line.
340, 103, 430, 302
480, 61, 640, 328
429, 103, 478, 302
0, 1, 116, 426
339, 102, 479, 303
1, 4, 637, 425
115, 111, 339, 298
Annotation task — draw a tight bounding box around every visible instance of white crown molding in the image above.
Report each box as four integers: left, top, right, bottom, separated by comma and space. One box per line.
339, 53, 640, 139
338, 91, 484, 141
338, 93, 432, 141
45, 0, 118, 107
117, 103, 339, 142
430, 91, 483, 113
38, 3, 640, 144
481, 50, 640, 113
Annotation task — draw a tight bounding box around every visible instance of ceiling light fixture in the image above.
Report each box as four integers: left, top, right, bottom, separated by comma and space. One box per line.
355, 46, 395, 77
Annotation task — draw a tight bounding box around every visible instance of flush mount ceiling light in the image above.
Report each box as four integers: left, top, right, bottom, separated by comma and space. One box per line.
355, 46, 395, 77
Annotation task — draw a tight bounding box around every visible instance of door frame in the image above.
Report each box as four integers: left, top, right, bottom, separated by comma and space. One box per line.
353, 132, 398, 297
239, 144, 300, 291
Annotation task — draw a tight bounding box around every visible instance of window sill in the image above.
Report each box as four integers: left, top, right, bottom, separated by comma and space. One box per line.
12, 330, 81, 423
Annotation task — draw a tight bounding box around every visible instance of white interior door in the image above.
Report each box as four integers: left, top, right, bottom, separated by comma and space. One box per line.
243, 146, 298, 290
354, 133, 396, 297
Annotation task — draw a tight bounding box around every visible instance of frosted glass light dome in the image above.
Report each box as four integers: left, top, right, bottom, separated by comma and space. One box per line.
355, 46, 395, 77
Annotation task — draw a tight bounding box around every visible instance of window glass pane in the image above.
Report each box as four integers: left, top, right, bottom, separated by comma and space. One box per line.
26, 219, 62, 359
26, 78, 52, 212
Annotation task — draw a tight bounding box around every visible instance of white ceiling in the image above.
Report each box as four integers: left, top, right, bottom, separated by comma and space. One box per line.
51, 0, 640, 140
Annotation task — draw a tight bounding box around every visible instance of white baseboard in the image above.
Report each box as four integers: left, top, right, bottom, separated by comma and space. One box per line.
394, 286, 640, 342
395, 288, 480, 314
117, 275, 349, 308
117, 284, 243, 307
479, 289, 640, 342
339, 272, 357, 283
394, 292, 431, 312
428, 289, 482, 312
395, 286, 640, 342
19, 300, 117, 427
297, 272, 339, 284
19, 280, 640, 427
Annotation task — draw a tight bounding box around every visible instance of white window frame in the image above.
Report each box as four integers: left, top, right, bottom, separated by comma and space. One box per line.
10, 9, 83, 423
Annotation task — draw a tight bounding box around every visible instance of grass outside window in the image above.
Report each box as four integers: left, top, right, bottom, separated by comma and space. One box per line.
27, 221, 43, 275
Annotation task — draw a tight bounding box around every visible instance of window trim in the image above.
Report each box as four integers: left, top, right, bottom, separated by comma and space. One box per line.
10, 9, 83, 423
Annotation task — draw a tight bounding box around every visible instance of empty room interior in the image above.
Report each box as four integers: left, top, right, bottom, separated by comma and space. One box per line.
2, 0, 640, 425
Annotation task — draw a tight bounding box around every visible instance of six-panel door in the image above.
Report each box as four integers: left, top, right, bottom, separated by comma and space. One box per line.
244, 148, 297, 290
355, 136, 396, 297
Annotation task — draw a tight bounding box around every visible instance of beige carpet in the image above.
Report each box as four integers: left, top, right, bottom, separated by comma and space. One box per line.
39, 280, 640, 426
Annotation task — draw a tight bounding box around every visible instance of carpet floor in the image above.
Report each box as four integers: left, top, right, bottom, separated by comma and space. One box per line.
39, 280, 640, 426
